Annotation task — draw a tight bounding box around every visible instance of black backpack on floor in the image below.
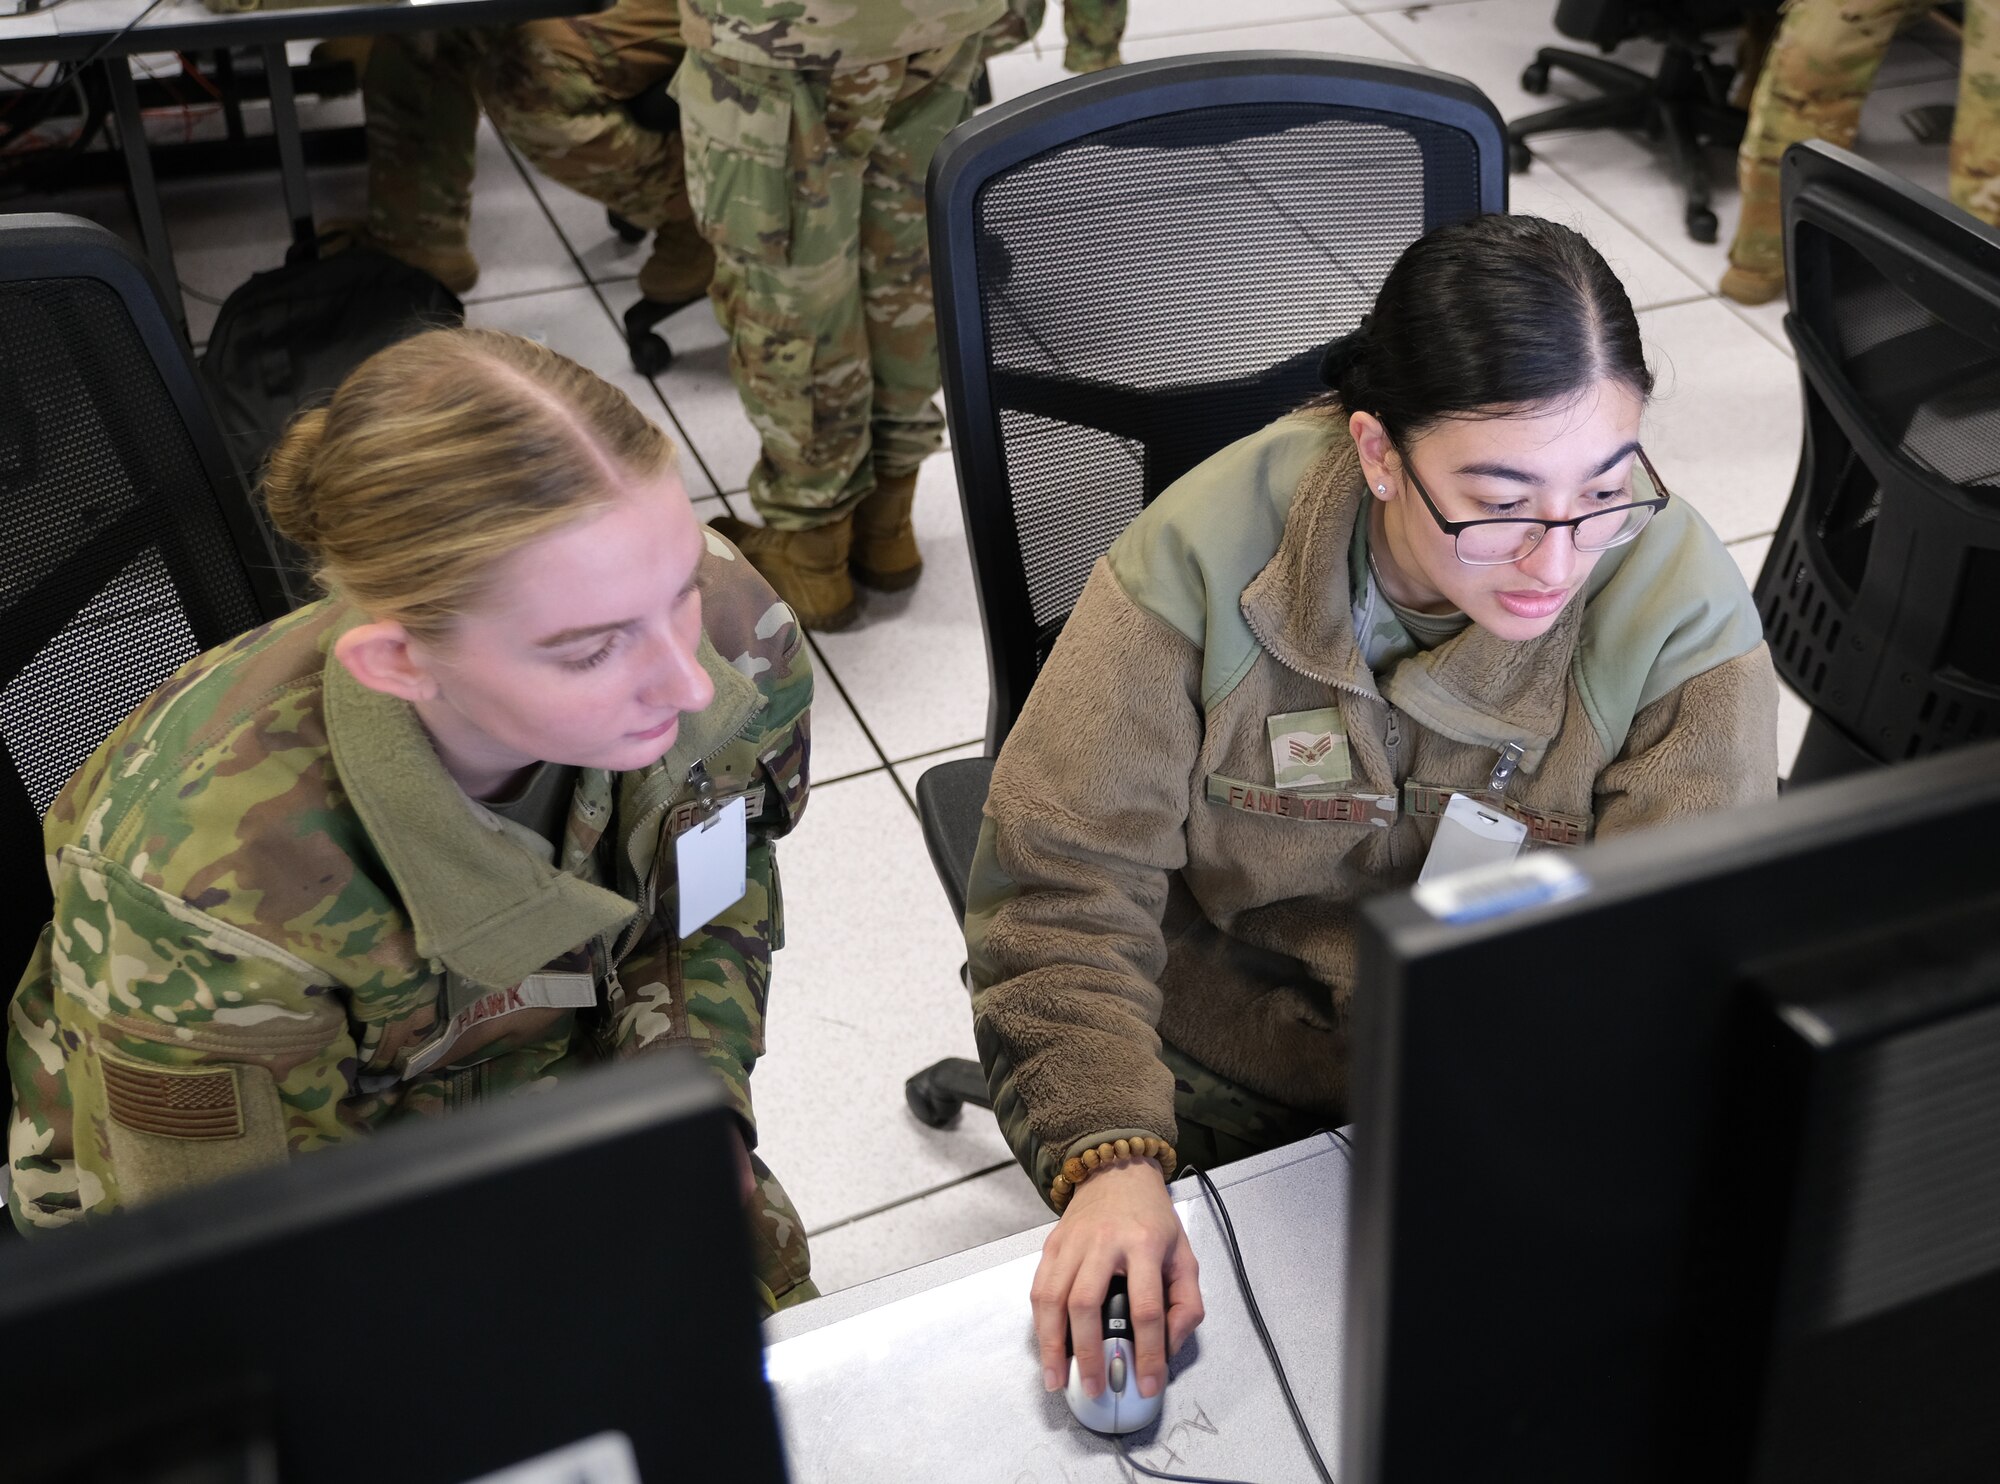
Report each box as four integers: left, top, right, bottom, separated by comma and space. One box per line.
200, 245, 463, 593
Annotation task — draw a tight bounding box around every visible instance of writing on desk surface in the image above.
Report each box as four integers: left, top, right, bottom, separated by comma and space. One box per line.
1008, 1399, 1220, 1482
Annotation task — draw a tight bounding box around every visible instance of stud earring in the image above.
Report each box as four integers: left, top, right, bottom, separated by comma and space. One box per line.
1376, 483, 1387, 495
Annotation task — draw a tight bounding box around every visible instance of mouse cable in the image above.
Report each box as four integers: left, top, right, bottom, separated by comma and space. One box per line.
1113, 1432, 1266, 1484
1183, 1163, 1337, 1484
1317, 1126, 1355, 1160
1101, 1139, 1352, 1484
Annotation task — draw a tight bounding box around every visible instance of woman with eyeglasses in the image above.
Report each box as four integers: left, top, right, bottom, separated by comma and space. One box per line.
963, 213, 1779, 1405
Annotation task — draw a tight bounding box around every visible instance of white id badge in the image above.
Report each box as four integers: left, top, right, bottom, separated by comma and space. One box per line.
1418, 791, 1528, 885
675, 795, 749, 937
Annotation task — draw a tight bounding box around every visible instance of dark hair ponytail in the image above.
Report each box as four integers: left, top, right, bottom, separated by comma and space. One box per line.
1320, 214, 1652, 444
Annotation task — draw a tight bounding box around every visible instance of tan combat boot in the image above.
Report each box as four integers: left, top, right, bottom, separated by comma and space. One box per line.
849, 471, 923, 592
710, 514, 859, 631
323, 221, 479, 297
638, 215, 717, 310
1719, 264, 1784, 306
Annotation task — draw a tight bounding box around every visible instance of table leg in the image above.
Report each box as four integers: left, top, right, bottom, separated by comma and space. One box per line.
102, 56, 186, 334
213, 49, 246, 144
260, 43, 316, 255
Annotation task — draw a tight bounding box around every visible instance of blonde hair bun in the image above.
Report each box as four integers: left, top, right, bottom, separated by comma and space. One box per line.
256, 329, 677, 643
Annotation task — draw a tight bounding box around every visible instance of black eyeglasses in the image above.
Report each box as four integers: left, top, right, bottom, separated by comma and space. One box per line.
1395, 444, 1672, 566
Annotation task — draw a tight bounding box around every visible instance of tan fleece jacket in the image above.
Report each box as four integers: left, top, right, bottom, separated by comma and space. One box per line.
964, 412, 1780, 1202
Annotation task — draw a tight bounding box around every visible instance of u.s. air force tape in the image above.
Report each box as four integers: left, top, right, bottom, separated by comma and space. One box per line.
1402, 781, 1591, 847
1204, 774, 1399, 827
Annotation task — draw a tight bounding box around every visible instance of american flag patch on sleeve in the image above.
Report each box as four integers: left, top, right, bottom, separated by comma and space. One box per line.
102, 1057, 245, 1141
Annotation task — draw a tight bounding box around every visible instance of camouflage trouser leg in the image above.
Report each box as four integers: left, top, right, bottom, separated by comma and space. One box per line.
364, 29, 484, 253
1061, 0, 1126, 74
1159, 1039, 1324, 1174
980, 0, 1044, 61
977, 0, 1123, 71
1949, 0, 2000, 223
1727, 0, 1925, 278
674, 38, 981, 529
750, 1152, 819, 1313
479, 0, 693, 234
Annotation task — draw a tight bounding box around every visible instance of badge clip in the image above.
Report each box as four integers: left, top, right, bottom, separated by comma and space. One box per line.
1487, 741, 1527, 800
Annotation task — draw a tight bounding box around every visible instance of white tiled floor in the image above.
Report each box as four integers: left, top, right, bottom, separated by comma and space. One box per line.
6, 2, 1959, 1291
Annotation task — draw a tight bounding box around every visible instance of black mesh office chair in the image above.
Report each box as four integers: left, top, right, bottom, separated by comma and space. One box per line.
903, 54, 1509, 1127
1508, 0, 1760, 243
0, 215, 295, 1197
1754, 142, 2000, 785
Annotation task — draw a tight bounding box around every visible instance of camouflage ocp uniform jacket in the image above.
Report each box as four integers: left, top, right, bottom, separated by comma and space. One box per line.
8, 529, 810, 1232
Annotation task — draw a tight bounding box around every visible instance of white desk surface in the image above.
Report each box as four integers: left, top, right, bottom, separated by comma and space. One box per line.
764, 1134, 1352, 1484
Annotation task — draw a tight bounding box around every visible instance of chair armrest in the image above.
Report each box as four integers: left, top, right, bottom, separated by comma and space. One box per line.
913, 756, 996, 924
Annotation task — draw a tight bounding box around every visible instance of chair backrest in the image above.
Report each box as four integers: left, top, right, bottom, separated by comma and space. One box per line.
1754, 142, 2000, 782
0, 214, 294, 1001
928, 53, 1507, 752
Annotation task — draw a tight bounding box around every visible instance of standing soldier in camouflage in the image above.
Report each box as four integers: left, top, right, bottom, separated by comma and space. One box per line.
7, 330, 816, 1313
981, 0, 1128, 74
1721, 0, 2000, 304
676, 0, 1005, 630
357, 2, 714, 316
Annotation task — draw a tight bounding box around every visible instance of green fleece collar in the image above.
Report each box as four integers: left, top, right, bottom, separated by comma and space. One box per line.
1240, 435, 1592, 771
324, 626, 639, 991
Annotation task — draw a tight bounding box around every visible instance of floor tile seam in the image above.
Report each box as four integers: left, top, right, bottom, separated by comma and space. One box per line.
804, 1159, 1021, 1238
1121, 6, 1353, 45
1631, 290, 1715, 315
1338, 0, 1490, 13
1719, 297, 1796, 359
1525, 152, 1715, 300
814, 762, 890, 789
890, 737, 987, 769
1343, 5, 1424, 66
1724, 529, 1778, 549
461, 278, 590, 308
802, 633, 913, 812
494, 129, 732, 496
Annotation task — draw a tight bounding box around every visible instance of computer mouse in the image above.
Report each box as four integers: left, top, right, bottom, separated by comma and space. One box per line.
1064, 1274, 1164, 1435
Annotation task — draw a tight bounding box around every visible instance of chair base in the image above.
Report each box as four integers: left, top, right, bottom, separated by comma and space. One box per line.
1509, 40, 1745, 243
905, 1056, 993, 1128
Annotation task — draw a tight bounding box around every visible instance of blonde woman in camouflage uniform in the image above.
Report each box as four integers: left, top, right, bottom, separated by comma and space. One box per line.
357, 3, 712, 312
7, 330, 817, 1312
677, 0, 1005, 629
1722, 0, 2000, 303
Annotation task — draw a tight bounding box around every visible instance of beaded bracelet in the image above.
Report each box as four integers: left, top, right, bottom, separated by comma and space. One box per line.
1049, 1135, 1178, 1212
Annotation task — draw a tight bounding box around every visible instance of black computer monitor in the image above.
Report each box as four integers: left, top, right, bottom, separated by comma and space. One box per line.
0, 1050, 790, 1484
1345, 741, 2000, 1484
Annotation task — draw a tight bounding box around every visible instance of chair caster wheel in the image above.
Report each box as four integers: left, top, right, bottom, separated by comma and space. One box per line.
1520, 61, 1550, 95
623, 297, 680, 375
905, 1075, 963, 1129
1686, 205, 1718, 244
628, 330, 673, 376
607, 210, 647, 245
1508, 139, 1532, 174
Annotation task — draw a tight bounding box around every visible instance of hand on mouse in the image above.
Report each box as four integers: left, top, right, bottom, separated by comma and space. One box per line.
1030, 1157, 1203, 1404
